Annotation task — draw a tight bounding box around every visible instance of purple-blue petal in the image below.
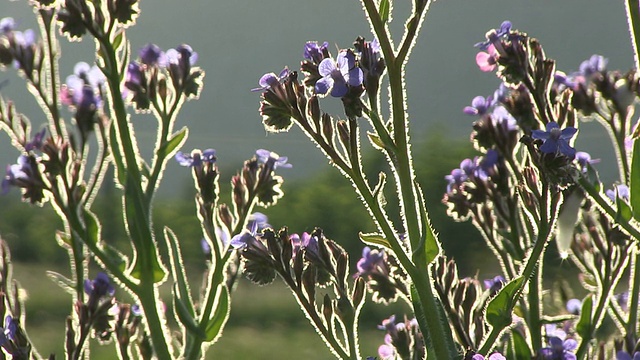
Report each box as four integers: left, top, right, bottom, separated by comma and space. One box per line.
560, 127, 578, 140
330, 78, 349, 98
531, 129, 550, 140
318, 58, 336, 77
315, 77, 332, 95
539, 139, 558, 153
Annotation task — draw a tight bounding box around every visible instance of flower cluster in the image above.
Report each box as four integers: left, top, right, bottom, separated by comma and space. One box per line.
0, 17, 39, 76
125, 43, 203, 112
376, 315, 424, 360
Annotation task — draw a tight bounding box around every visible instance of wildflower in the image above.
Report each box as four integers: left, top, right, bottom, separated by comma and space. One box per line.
475, 21, 512, 50
472, 353, 507, 360
531, 122, 577, 157
165, 44, 198, 68
539, 324, 577, 360
483, 275, 505, 295
251, 67, 290, 92
566, 299, 582, 315
24, 128, 46, 152
315, 50, 363, 98
574, 151, 599, 173
229, 220, 260, 249
2, 155, 46, 204
255, 149, 292, 170
355, 246, 385, 277
61, 62, 105, 137
201, 238, 211, 255
491, 106, 518, 131
606, 184, 630, 202
616, 351, 640, 360
138, 43, 166, 66
464, 96, 492, 116
175, 149, 216, 167
0, 316, 17, 345
84, 272, 115, 298
0, 18, 16, 33
445, 168, 467, 192
578, 55, 607, 78
303, 41, 329, 64
378, 334, 396, 360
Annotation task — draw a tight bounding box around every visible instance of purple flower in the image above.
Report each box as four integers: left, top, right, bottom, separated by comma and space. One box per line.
138, 43, 166, 66
251, 67, 289, 92
166, 44, 198, 67
473, 353, 506, 360
475, 21, 512, 50
2, 155, 32, 194
303, 41, 329, 64
0, 18, 16, 33
125, 62, 143, 88
606, 184, 630, 202
445, 168, 467, 192
247, 212, 270, 231
84, 272, 115, 298
355, 246, 385, 277
378, 334, 396, 359
25, 128, 46, 152
617, 351, 640, 360
483, 275, 505, 294
290, 232, 312, 254
531, 122, 577, 157
463, 96, 492, 116
315, 50, 363, 98
175, 149, 216, 167
491, 83, 509, 106
0, 315, 17, 346
201, 238, 211, 255
131, 304, 142, 316
566, 299, 582, 315
491, 106, 518, 131
539, 337, 577, 360
255, 149, 292, 170
578, 55, 607, 78
574, 151, 599, 173
60, 62, 106, 111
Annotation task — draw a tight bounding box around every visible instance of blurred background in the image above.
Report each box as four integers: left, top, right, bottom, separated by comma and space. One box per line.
0, 0, 633, 358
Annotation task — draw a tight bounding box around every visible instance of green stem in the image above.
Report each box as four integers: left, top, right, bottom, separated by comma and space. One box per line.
627, 250, 640, 336
528, 265, 542, 350
479, 184, 554, 355
137, 283, 173, 360
578, 177, 640, 240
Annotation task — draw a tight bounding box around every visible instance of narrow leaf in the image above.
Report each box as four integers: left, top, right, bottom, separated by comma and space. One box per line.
510, 329, 532, 359
556, 189, 582, 256
415, 182, 440, 264
159, 127, 188, 158
358, 232, 391, 248
173, 284, 204, 339
204, 286, 230, 342
575, 295, 593, 339
83, 209, 100, 245
46, 271, 75, 295
164, 227, 195, 317
367, 132, 385, 150
109, 122, 126, 187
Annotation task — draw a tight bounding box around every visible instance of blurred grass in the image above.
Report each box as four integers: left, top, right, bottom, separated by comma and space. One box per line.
13, 262, 400, 359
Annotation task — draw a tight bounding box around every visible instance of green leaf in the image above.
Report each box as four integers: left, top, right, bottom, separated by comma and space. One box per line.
616, 194, 634, 223
373, 172, 387, 207
55, 231, 71, 247
112, 30, 124, 51
204, 286, 230, 342
46, 271, 75, 295
415, 182, 440, 264
367, 132, 385, 150
509, 329, 532, 359
83, 209, 100, 245
173, 284, 205, 339
631, 120, 640, 220
576, 295, 593, 339
379, 0, 391, 23
160, 127, 188, 158
164, 228, 195, 317
124, 176, 166, 283
358, 232, 391, 248
485, 276, 524, 329
102, 243, 129, 272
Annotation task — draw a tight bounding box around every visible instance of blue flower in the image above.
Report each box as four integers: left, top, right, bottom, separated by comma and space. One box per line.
0, 18, 16, 34
25, 128, 46, 152
606, 184, 630, 202
617, 351, 640, 360
463, 96, 492, 116
303, 41, 329, 64
251, 67, 289, 92
578, 55, 607, 78
0, 315, 17, 346
355, 246, 385, 277
472, 353, 506, 360
574, 151, 599, 173
61, 62, 106, 112
166, 44, 198, 67
475, 21, 512, 50
2, 155, 32, 194
491, 106, 517, 131
483, 275, 505, 294
531, 122, 577, 157
84, 272, 115, 298
315, 50, 363, 98
566, 299, 582, 315
138, 43, 166, 66
255, 149, 292, 170
175, 149, 216, 167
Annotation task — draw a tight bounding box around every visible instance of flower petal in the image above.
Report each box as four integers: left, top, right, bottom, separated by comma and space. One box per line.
318, 58, 336, 77
315, 76, 333, 95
